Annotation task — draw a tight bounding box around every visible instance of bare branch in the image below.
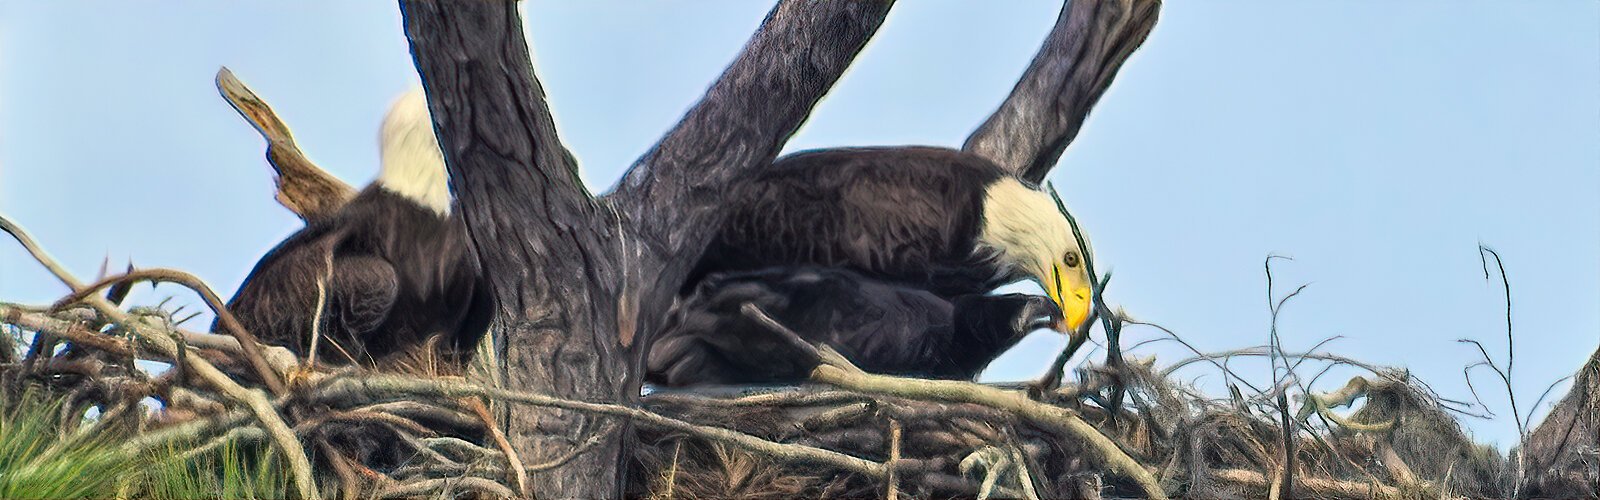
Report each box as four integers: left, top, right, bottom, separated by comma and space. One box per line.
606, 0, 895, 350
964, 0, 1161, 182
52, 268, 287, 395
810, 358, 1168, 499
313, 375, 890, 480
215, 66, 355, 221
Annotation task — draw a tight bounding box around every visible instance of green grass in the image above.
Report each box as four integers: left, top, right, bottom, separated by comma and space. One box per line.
0, 391, 136, 499
137, 441, 290, 500
0, 390, 290, 500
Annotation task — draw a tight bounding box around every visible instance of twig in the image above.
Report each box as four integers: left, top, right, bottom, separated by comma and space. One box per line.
1162, 348, 1397, 383
1264, 256, 1301, 500
886, 418, 901, 500
463, 397, 528, 493
375, 477, 515, 500
1211, 468, 1400, 500
960, 447, 1010, 500
1034, 272, 1112, 393
311, 375, 890, 479
319, 438, 363, 500
1277, 388, 1295, 500
646, 389, 870, 408
1, 305, 135, 357
518, 421, 611, 475
51, 268, 288, 395
1125, 318, 1264, 396
306, 275, 328, 374
1475, 243, 1525, 498
663, 440, 681, 500
1374, 438, 1435, 496
809, 348, 1168, 500
171, 426, 267, 465
1294, 376, 1395, 433
1525, 374, 1575, 425
740, 302, 822, 363
1009, 444, 1041, 500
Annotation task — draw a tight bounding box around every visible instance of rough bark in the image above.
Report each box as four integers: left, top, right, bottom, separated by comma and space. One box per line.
398, 1, 891, 497
964, 0, 1160, 184
603, 0, 896, 355
400, 3, 617, 497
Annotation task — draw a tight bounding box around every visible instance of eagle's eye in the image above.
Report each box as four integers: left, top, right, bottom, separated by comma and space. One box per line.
1063, 251, 1080, 268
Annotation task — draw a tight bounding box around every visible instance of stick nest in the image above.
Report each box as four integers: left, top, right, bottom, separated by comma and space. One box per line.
1, 216, 1593, 499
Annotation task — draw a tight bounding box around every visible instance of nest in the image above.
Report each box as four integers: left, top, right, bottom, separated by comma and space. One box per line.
3, 216, 1596, 500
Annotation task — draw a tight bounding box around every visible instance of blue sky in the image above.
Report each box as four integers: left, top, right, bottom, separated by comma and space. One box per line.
1, 2, 1595, 450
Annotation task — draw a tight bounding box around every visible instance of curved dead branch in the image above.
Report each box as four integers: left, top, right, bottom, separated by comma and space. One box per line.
216, 67, 355, 221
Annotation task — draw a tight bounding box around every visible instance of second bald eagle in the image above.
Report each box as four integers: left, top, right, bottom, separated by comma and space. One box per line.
222, 90, 490, 366
689, 146, 1095, 333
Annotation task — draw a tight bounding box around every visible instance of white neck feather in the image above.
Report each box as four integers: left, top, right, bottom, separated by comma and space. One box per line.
977, 177, 1076, 280
378, 88, 451, 216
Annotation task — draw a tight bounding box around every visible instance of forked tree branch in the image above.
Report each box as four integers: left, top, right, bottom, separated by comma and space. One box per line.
605, 0, 895, 350
398, 1, 892, 496
216, 67, 355, 221
965, 0, 1160, 183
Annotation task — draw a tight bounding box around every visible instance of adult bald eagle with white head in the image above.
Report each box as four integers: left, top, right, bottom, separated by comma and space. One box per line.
220, 89, 491, 366
688, 146, 1095, 335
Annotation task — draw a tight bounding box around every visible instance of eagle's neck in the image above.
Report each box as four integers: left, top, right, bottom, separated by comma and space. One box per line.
976, 177, 1069, 280
378, 89, 451, 217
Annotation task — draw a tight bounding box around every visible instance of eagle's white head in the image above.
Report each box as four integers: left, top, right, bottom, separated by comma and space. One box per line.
378, 88, 451, 216
978, 177, 1095, 333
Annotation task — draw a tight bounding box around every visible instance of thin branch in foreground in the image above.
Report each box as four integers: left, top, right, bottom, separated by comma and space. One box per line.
1124, 318, 1263, 396
1033, 272, 1112, 394
310, 375, 889, 480
0, 213, 319, 500
1473, 244, 1527, 499
807, 351, 1168, 500
51, 268, 288, 396
1524, 374, 1575, 424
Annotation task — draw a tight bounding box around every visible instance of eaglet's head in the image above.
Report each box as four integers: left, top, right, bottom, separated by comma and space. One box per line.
978, 177, 1094, 334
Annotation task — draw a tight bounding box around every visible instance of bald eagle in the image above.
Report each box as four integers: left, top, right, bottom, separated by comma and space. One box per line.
648, 267, 1060, 386
689, 146, 1094, 333
220, 89, 490, 365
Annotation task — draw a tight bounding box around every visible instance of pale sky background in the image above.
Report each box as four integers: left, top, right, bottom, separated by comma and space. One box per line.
1, 2, 1595, 450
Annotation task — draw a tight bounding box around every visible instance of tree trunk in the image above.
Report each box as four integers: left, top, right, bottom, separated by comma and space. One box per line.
398, 1, 891, 497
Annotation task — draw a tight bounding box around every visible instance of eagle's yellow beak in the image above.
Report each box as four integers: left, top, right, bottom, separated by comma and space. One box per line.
1052, 286, 1092, 333
1046, 264, 1093, 334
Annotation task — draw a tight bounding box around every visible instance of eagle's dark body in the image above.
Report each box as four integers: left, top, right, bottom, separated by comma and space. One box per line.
648, 267, 1060, 386
220, 186, 490, 365
689, 146, 1018, 297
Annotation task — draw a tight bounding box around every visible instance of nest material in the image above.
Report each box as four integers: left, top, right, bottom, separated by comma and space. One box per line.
6, 300, 1597, 499
0, 213, 1592, 499
631, 360, 1518, 500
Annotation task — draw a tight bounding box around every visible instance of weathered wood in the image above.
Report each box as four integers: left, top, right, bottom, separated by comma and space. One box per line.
215, 67, 355, 221
398, 1, 891, 497
964, 0, 1160, 183
399, 2, 617, 497
604, 0, 895, 354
